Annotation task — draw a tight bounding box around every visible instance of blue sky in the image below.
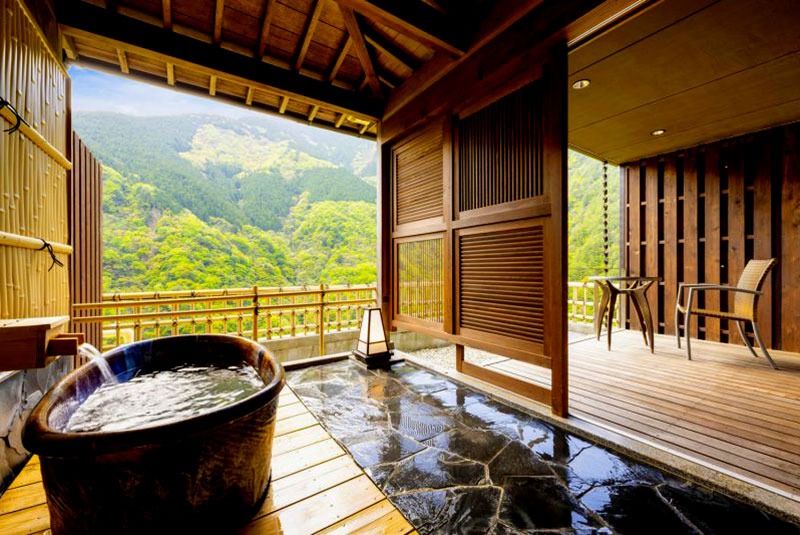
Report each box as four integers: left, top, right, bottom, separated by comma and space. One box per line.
70, 66, 251, 117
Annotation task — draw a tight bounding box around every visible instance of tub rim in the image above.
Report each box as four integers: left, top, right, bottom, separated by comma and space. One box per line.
23, 334, 285, 458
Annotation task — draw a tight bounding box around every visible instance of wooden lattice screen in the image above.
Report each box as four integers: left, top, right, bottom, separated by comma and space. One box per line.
387, 43, 568, 415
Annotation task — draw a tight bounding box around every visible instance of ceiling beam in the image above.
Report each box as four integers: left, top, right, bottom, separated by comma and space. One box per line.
245, 86, 254, 105
335, 0, 465, 56
338, 5, 381, 96
166, 62, 175, 85
328, 36, 351, 82
213, 0, 225, 45
279, 95, 289, 113
209, 74, 217, 95
162, 0, 172, 30
362, 25, 421, 71
57, 1, 381, 118
295, 0, 325, 71
257, 0, 275, 57
383, 0, 603, 121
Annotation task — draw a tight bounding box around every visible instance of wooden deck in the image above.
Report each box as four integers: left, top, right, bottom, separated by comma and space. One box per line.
0, 389, 416, 535
485, 330, 800, 501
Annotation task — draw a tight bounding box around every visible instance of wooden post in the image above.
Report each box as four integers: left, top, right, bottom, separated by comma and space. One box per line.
251, 286, 259, 341
455, 343, 464, 372
318, 284, 325, 357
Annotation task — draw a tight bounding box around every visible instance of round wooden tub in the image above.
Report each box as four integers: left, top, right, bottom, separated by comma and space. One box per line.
23, 334, 284, 534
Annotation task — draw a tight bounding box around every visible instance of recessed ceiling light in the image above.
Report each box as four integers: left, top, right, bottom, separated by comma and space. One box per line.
651, 129, 666, 136
571, 79, 591, 90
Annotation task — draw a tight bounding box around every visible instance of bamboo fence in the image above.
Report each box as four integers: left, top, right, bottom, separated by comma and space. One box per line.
1, 0, 71, 321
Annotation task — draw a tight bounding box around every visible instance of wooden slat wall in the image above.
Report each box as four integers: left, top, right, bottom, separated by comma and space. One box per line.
69, 133, 103, 349
0, 0, 70, 320
622, 122, 800, 352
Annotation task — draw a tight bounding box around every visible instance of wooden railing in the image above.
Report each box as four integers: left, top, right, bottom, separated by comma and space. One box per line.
72, 281, 610, 353
72, 285, 377, 353
567, 280, 621, 327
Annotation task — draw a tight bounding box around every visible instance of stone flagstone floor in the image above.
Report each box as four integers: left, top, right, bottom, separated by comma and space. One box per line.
287, 360, 800, 534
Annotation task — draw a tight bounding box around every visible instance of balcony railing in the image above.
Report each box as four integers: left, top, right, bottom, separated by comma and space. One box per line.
567, 280, 621, 327
72, 284, 377, 353
71, 281, 612, 354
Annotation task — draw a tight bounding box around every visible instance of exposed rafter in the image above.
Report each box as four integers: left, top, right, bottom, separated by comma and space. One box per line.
209, 74, 217, 95
166, 62, 175, 85
278, 95, 289, 114
362, 24, 421, 71
162, 0, 172, 30
335, 0, 465, 56
338, 5, 381, 96
308, 105, 319, 123
328, 36, 351, 82
334, 113, 345, 128
116, 48, 129, 73
246, 86, 254, 105
62, 34, 78, 60
57, 2, 381, 118
213, 0, 225, 45
295, 0, 326, 71
257, 0, 275, 57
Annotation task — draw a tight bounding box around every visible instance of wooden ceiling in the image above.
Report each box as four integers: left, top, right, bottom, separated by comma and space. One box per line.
56, 0, 493, 137
569, 0, 800, 164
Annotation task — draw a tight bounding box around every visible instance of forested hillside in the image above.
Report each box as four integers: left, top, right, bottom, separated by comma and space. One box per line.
75, 112, 614, 292
75, 112, 378, 291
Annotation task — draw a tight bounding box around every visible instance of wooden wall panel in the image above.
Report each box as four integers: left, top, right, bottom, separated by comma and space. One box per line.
69, 133, 103, 349
663, 159, 678, 334
753, 138, 773, 347
703, 145, 721, 341
782, 124, 800, 350
682, 152, 699, 339
622, 122, 800, 352
644, 161, 659, 330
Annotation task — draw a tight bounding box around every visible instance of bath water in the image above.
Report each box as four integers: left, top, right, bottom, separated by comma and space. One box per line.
65, 364, 265, 433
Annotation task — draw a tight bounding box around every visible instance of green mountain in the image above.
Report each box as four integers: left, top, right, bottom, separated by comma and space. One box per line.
74, 112, 378, 292
74, 111, 613, 293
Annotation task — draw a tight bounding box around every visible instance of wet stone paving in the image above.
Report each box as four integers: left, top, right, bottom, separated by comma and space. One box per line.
287, 360, 800, 534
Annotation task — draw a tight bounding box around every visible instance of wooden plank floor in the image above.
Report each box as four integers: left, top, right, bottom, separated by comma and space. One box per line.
486, 330, 800, 501
0, 389, 417, 535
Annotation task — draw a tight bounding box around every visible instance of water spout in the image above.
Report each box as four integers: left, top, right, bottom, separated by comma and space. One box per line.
78, 343, 118, 385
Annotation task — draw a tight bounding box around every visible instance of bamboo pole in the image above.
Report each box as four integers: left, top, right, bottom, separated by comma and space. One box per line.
0, 107, 71, 169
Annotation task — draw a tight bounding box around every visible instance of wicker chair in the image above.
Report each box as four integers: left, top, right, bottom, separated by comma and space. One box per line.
674, 258, 778, 369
